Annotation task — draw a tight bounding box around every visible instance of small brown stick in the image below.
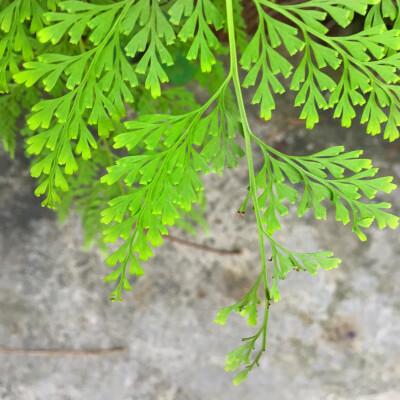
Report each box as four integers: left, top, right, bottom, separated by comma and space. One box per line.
163, 234, 242, 255
0, 347, 124, 356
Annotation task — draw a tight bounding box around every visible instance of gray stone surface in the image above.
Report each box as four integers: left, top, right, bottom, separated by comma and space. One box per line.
0, 92, 399, 399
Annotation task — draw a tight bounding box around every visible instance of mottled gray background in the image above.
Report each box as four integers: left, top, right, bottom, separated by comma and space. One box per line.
0, 90, 399, 400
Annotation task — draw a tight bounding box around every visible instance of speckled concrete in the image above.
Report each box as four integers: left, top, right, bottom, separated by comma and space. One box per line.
0, 90, 399, 400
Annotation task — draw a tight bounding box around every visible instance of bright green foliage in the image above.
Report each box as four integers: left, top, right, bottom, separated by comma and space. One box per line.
253, 144, 398, 240
0, 0, 399, 385
242, 0, 400, 140
0, 0, 48, 93
100, 80, 242, 300
169, 0, 224, 72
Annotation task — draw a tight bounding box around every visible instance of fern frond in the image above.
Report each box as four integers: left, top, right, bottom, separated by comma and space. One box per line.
244, 0, 400, 140
100, 76, 243, 301
0, 0, 45, 93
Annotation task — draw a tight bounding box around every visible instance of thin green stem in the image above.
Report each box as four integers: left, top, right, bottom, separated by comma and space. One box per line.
226, 0, 271, 349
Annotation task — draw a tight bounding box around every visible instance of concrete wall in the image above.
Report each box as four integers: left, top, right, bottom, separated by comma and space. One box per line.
0, 94, 399, 399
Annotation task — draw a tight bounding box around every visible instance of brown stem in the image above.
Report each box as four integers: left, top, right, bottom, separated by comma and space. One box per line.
163, 234, 242, 255
0, 347, 124, 356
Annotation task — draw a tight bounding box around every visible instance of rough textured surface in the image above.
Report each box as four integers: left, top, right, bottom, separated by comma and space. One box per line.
0, 91, 399, 400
